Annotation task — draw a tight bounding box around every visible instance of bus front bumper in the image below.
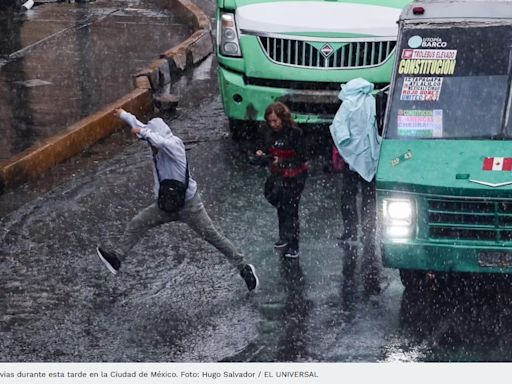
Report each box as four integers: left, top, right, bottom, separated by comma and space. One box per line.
382, 241, 512, 274
218, 66, 339, 124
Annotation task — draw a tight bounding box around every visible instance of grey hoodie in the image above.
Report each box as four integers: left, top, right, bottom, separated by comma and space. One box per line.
120, 110, 198, 201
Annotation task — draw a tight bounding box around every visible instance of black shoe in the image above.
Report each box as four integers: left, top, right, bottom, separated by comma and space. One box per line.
284, 249, 299, 259
96, 246, 121, 275
240, 264, 259, 292
274, 240, 288, 250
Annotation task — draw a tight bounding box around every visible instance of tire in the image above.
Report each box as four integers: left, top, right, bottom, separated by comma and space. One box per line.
399, 269, 427, 292
399, 269, 454, 292
228, 118, 249, 141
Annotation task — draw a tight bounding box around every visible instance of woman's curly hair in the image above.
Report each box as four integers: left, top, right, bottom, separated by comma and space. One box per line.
264, 102, 296, 127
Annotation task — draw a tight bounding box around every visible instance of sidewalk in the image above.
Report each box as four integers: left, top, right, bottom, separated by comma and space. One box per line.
0, 0, 212, 193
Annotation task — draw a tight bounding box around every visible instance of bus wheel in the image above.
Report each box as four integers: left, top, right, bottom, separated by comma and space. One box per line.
228, 118, 250, 141
399, 269, 427, 292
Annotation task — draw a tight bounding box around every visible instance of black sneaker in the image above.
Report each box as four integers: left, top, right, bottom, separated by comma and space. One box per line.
96, 246, 121, 275
240, 264, 259, 292
274, 240, 288, 250
284, 249, 299, 259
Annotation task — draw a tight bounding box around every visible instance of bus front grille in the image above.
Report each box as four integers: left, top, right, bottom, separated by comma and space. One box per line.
258, 37, 396, 69
427, 198, 512, 242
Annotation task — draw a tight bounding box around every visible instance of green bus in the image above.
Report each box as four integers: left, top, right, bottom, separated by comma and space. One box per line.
377, 0, 512, 290
215, 0, 411, 135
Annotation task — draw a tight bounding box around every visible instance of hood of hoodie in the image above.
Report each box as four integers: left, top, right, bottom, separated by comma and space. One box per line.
147, 118, 173, 137
339, 78, 374, 101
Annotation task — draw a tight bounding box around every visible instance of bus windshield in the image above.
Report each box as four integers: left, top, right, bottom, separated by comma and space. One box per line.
385, 25, 512, 140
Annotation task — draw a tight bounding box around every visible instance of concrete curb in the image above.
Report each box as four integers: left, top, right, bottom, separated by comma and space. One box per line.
0, 0, 214, 194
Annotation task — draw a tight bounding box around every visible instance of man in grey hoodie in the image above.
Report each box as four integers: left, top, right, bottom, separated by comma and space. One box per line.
96, 108, 259, 292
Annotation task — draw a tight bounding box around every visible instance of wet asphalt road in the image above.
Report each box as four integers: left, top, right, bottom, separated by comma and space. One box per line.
3, 55, 512, 362
4, 0, 512, 362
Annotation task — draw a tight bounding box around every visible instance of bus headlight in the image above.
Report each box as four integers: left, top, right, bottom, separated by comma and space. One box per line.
383, 199, 415, 239
218, 12, 242, 57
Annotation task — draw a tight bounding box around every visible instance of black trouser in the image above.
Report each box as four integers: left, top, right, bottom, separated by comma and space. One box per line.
340, 169, 379, 291
340, 169, 375, 242
276, 172, 307, 252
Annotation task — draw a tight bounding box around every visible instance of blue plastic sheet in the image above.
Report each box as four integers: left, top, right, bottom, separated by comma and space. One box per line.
329, 78, 382, 182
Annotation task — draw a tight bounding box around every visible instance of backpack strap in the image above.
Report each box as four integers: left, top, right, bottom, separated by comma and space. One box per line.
184, 160, 189, 188
153, 152, 189, 187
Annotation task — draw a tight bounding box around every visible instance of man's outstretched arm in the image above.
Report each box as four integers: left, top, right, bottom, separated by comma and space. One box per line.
114, 108, 144, 136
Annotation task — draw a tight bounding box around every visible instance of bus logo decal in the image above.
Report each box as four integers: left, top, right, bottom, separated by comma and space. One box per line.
320, 44, 334, 58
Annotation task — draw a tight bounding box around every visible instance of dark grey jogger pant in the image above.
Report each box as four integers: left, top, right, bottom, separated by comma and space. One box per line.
115, 192, 245, 270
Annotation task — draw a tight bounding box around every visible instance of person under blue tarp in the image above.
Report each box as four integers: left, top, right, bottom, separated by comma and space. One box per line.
330, 77, 382, 296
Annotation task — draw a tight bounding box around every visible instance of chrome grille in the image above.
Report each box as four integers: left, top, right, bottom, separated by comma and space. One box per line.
258, 37, 396, 69
427, 198, 512, 242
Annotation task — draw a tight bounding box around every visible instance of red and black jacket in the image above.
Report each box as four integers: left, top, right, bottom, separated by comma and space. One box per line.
260, 124, 308, 178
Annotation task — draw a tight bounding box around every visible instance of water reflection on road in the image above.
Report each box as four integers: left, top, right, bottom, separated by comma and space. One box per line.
0, 0, 192, 160
393, 275, 512, 362
3, 47, 512, 363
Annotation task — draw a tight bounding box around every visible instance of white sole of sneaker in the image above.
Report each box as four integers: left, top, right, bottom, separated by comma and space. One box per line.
247, 263, 259, 291
284, 253, 299, 259
274, 243, 288, 250
96, 247, 118, 275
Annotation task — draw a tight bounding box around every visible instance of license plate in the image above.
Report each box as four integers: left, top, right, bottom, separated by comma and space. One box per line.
478, 251, 512, 267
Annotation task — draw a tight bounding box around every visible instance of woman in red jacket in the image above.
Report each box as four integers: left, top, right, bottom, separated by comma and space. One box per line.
256, 102, 308, 258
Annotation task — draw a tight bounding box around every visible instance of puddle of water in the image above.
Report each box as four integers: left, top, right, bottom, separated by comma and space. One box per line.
15, 79, 52, 87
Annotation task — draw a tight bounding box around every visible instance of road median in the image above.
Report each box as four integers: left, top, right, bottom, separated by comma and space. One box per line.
0, 0, 213, 194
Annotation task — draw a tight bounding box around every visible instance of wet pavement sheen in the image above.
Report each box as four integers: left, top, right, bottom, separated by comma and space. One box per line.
0, 0, 193, 160
2, 0, 512, 363
3, 54, 512, 362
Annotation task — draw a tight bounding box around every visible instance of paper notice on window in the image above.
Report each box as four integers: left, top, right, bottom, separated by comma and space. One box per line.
397, 109, 443, 137
400, 77, 443, 101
